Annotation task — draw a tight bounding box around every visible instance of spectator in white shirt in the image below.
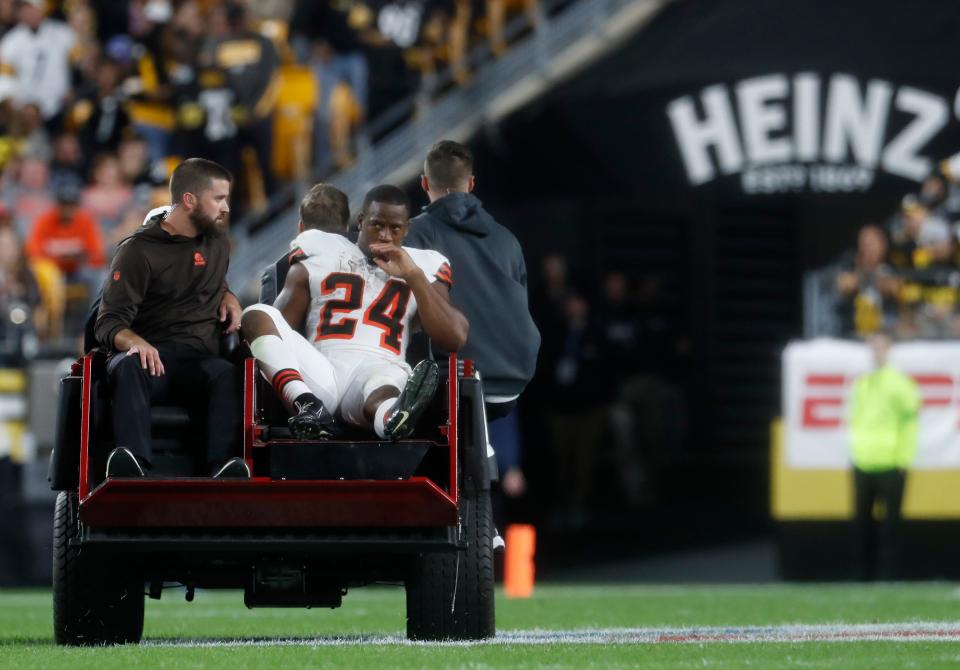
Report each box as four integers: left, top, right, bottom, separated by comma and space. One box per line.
0, 0, 77, 126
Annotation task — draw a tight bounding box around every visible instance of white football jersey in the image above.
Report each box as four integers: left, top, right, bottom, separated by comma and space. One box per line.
0, 20, 76, 119
289, 230, 452, 361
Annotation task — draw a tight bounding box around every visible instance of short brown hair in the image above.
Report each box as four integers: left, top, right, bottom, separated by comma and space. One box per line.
299, 183, 350, 232
169, 158, 232, 205
424, 140, 473, 191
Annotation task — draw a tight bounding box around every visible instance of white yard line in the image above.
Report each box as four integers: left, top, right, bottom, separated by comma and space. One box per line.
140, 622, 960, 647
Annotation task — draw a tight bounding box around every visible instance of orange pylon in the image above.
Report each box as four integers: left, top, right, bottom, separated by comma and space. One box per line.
504, 524, 536, 598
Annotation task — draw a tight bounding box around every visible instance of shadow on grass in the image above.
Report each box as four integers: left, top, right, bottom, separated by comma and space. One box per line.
0, 638, 54, 646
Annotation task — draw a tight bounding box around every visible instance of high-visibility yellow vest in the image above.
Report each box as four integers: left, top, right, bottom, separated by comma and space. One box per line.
850, 365, 920, 471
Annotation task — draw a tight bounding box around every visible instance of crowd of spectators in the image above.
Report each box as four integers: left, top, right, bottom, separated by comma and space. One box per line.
0, 0, 545, 360
289, 0, 544, 171
834, 153, 960, 339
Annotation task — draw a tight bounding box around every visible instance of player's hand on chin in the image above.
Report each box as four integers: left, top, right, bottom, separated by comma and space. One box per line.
369, 243, 416, 280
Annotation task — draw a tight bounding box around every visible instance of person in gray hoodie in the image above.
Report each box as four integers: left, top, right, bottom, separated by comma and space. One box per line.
404, 140, 540, 420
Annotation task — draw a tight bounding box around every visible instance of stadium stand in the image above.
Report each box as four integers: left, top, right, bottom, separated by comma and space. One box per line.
0, 0, 625, 346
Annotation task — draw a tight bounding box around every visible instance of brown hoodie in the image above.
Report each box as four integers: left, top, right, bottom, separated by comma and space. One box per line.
95, 210, 230, 355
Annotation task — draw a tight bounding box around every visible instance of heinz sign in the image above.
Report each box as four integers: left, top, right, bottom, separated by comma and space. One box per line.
668, 73, 954, 193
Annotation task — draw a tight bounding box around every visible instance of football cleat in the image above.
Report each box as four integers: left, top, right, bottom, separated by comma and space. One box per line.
384, 360, 439, 441
289, 394, 338, 440
212, 457, 251, 479
106, 447, 146, 478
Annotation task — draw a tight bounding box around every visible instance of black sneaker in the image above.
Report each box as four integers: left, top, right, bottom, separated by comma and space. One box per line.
106, 447, 145, 478
212, 457, 250, 479
288, 393, 338, 440
384, 360, 439, 441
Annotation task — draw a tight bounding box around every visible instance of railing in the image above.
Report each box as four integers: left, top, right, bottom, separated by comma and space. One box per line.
803, 267, 842, 338
803, 263, 960, 339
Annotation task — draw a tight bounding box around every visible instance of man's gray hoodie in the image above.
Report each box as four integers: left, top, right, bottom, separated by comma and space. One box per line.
405, 192, 540, 400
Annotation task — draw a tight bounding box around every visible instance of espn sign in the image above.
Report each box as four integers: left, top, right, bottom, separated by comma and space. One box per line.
784, 339, 960, 469
801, 373, 954, 429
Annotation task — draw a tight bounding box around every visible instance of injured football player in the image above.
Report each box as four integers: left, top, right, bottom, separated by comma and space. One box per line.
241, 184, 469, 440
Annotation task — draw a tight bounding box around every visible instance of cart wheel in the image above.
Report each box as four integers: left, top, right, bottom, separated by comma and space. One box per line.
53, 491, 145, 645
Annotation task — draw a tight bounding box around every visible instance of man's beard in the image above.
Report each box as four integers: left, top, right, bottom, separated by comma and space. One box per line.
189, 209, 225, 237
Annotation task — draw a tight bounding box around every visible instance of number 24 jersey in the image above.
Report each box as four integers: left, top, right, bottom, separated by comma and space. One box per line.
290, 230, 453, 362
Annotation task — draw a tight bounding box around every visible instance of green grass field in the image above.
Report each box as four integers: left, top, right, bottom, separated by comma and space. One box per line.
4, 584, 960, 668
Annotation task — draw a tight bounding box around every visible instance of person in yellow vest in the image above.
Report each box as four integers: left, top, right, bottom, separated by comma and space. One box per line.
849, 329, 920, 581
